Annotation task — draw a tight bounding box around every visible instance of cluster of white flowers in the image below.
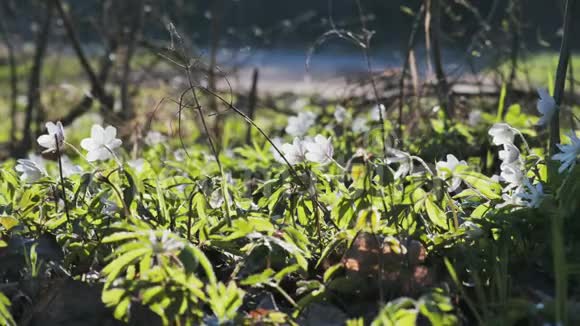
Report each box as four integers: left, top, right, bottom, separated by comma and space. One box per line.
272, 135, 334, 166
285, 111, 317, 137
15, 121, 124, 183
488, 123, 544, 208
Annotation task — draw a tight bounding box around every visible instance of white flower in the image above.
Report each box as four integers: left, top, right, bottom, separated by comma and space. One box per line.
304, 135, 334, 165
498, 143, 521, 166
285, 111, 316, 137
536, 88, 557, 127
270, 137, 285, 163
290, 98, 309, 112
552, 131, 580, 173
149, 230, 184, 254
209, 189, 225, 209
352, 117, 369, 133
37, 121, 65, 153
128, 158, 146, 173
277, 137, 307, 165
370, 104, 387, 121
173, 149, 187, 162
488, 123, 516, 146
468, 110, 482, 127
145, 131, 166, 146
386, 148, 413, 180
80, 124, 122, 161
334, 105, 348, 123
518, 181, 544, 208
500, 163, 525, 188
496, 191, 525, 209
61, 156, 83, 177
436, 154, 467, 192
461, 221, 483, 239
28, 154, 46, 169
101, 198, 119, 215
15, 159, 46, 183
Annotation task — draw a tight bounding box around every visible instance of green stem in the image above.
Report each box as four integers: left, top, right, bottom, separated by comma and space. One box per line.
55, 135, 72, 229
552, 210, 568, 325
550, 0, 576, 159
549, 1, 576, 324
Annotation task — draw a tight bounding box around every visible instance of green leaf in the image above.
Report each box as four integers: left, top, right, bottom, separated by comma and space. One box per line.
113, 296, 131, 322
274, 264, 300, 282
444, 258, 460, 285
123, 168, 138, 209
141, 286, 165, 304
457, 169, 501, 200
102, 288, 126, 306
355, 208, 379, 232
316, 234, 347, 268
323, 263, 343, 283
371, 298, 418, 326
155, 177, 169, 225
0, 292, 16, 326
102, 231, 144, 244
471, 203, 491, 218
241, 269, 275, 286
425, 197, 448, 229
102, 248, 151, 286
400, 6, 414, 16
0, 216, 18, 230
181, 245, 217, 285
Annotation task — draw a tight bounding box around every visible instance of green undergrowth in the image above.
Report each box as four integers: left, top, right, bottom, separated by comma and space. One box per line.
0, 90, 579, 325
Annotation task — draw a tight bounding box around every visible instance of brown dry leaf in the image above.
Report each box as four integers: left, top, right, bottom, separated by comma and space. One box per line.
340, 232, 434, 296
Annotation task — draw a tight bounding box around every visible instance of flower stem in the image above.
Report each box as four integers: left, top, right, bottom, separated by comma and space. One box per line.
550, 0, 576, 158
64, 141, 97, 169
55, 135, 72, 229
549, 1, 576, 324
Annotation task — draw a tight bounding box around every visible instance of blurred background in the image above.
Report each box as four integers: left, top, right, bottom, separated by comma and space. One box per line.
0, 0, 578, 156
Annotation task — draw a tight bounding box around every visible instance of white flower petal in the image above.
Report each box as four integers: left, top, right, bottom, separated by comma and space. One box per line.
37, 134, 54, 149
80, 138, 97, 151
91, 124, 105, 144
104, 126, 118, 144
488, 123, 516, 146
86, 149, 101, 162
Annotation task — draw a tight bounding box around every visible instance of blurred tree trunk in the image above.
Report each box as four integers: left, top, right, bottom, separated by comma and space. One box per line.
503, 0, 522, 119
19, 1, 54, 157
0, 8, 18, 146
51, 0, 119, 128
427, 0, 453, 119
54, 0, 110, 108
120, 0, 145, 120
